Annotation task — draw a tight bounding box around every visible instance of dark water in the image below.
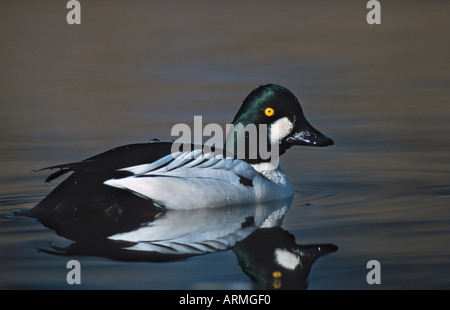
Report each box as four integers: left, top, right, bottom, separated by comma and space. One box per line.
1, 1, 449, 289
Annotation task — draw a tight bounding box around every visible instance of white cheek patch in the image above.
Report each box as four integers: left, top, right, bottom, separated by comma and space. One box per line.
274, 248, 301, 270
269, 117, 294, 144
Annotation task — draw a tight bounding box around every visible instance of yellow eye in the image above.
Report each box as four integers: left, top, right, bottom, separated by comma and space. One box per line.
265, 107, 275, 116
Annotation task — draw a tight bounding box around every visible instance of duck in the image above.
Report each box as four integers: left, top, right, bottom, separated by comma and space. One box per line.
27, 84, 333, 242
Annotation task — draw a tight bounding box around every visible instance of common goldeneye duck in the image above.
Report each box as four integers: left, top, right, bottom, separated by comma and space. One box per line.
27, 84, 333, 239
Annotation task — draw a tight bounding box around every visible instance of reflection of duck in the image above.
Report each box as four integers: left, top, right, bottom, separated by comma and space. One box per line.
28, 84, 333, 231
37, 196, 337, 289
233, 227, 338, 290
38, 198, 293, 261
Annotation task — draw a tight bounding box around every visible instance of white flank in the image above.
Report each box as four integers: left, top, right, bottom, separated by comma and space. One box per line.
103, 150, 293, 210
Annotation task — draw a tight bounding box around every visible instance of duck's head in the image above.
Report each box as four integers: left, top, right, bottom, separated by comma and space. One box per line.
225, 84, 333, 162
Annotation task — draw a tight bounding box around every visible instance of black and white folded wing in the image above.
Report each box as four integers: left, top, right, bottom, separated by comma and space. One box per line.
104, 149, 294, 210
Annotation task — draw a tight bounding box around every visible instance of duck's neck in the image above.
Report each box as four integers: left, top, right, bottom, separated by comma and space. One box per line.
224, 124, 282, 169
250, 161, 280, 173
